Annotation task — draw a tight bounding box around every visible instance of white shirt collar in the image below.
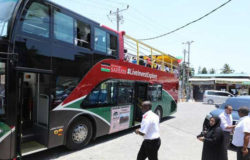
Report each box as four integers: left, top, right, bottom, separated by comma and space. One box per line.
143, 110, 152, 116
239, 115, 249, 121
224, 111, 230, 116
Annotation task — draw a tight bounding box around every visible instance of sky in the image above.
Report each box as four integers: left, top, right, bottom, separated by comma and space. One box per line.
51, 0, 250, 74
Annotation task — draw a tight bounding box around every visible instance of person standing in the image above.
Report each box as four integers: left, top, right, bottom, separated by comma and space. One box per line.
232, 107, 250, 160
197, 116, 227, 160
135, 101, 161, 160
219, 105, 235, 158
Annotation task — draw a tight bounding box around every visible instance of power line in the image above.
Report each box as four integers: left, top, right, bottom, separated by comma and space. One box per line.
129, 6, 171, 34
139, 0, 233, 41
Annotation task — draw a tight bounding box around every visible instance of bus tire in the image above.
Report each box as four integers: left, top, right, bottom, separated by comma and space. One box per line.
66, 117, 93, 150
154, 107, 162, 121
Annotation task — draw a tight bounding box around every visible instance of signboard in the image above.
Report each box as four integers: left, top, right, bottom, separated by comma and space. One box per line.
109, 105, 130, 133
101, 63, 157, 80
111, 64, 127, 75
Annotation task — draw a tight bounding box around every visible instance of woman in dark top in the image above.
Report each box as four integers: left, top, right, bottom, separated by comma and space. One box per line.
197, 116, 227, 160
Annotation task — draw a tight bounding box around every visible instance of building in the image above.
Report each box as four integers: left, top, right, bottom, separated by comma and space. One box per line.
189, 73, 250, 101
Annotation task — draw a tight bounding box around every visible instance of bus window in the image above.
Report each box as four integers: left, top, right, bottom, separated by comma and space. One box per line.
75, 20, 91, 49
0, 0, 18, 37
82, 80, 117, 107
21, 2, 50, 38
52, 76, 79, 107
117, 81, 133, 105
107, 34, 118, 56
54, 10, 74, 44
148, 84, 162, 102
0, 62, 5, 115
94, 27, 107, 53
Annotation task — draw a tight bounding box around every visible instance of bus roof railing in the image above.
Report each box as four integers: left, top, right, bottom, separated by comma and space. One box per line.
124, 34, 179, 73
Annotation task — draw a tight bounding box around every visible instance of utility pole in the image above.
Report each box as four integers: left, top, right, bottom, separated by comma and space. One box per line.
109, 5, 129, 31
182, 41, 194, 101
182, 49, 187, 100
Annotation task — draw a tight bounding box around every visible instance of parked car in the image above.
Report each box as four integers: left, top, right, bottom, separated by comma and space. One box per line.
203, 90, 234, 104
203, 96, 250, 131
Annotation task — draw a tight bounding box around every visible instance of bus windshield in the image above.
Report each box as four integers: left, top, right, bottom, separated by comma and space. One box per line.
0, 62, 5, 115
0, 0, 18, 37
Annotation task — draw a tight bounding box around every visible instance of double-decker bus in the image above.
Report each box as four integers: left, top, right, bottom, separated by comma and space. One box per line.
0, 0, 179, 159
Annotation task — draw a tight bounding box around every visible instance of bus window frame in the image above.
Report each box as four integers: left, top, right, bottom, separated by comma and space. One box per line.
52, 8, 75, 45
18, 0, 51, 40
93, 26, 119, 58
81, 79, 134, 108
51, 6, 94, 53
75, 19, 91, 49
117, 82, 134, 106
0, 0, 20, 40
0, 61, 7, 117
148, 84, 163, 102
94, 27, 107, 54
107, 32, 118, 57
81, 79, 118, 108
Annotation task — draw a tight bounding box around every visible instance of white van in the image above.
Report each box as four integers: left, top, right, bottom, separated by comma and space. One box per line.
203, 90, 234, 104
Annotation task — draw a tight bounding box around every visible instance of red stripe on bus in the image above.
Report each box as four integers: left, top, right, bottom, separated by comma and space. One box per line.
61, 59, 178, 106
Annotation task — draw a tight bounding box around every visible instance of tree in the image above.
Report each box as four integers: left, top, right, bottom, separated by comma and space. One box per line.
198, 66, 202, 74
221, 64, 234, 74
209, 68, 215, 74
190, 67, 195, 77
201, 67, 208, 74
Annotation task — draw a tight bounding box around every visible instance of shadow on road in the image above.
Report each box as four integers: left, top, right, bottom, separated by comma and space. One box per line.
161, 116, 175, 122
23, 116, 175, 160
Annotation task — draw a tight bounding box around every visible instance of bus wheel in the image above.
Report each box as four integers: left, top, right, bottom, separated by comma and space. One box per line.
66, 117, 93, 150
154, 107, 162, 121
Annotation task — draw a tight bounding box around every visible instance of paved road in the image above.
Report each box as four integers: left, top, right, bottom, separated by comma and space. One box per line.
23, 102, 237, 160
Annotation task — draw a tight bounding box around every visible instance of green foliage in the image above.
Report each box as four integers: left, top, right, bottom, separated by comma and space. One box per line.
201, 67, 207, 74
209, 68, 215, 74
190, 67, 195, 77
198, 66, 202, 74
221, 64, 234, 74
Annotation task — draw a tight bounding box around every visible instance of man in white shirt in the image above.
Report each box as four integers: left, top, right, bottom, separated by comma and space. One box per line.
135, 101, 161, 160
219, 105, 235, 148
232, 107, 250, 160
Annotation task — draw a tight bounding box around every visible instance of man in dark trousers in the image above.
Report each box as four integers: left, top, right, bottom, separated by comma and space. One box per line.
232, 107, 250, 160
135, 101, 161, 160
219, 105, 235, 159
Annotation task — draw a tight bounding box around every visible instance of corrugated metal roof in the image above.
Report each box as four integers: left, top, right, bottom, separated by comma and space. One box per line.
194, 73, 250, 78
189, 77, 250, 85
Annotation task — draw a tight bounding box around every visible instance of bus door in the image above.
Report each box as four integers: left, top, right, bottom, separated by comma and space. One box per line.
16, 68, 52, 156
110, 81, 134, 132
134, 82, 148, 123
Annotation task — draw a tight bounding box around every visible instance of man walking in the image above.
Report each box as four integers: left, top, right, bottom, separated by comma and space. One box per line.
219, 105, 235, 158
135, 101, 161, 160
232, 107, 250, 160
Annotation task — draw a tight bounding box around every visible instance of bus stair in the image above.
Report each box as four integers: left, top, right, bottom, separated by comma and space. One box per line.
21, 141, 47, 156
134, 121, 141, 126
21, 128, 35, 143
